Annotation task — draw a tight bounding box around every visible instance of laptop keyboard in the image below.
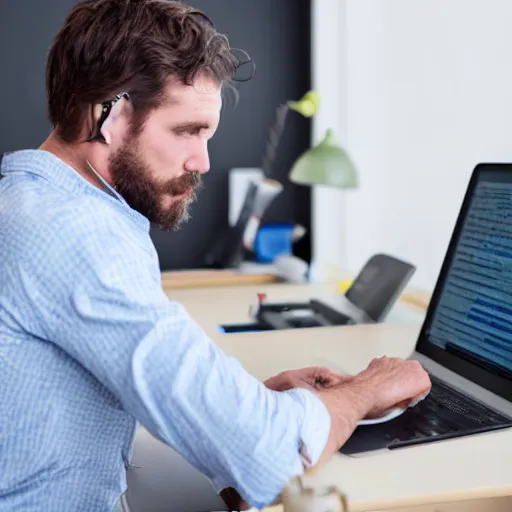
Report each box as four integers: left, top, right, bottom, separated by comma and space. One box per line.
340, 374, 512, 455
416, 375, 509, 430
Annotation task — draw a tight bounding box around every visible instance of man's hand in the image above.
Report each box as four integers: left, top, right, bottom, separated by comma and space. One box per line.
264, 367, 352, 393
221, 359, 431, 510
350, 356, 432, 418
312, 357, 431, 470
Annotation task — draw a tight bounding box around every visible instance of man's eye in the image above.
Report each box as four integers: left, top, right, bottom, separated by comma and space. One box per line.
174, 126, 204, 136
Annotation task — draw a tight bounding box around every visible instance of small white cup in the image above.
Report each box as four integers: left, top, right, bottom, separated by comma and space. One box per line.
281, 477, 349, 512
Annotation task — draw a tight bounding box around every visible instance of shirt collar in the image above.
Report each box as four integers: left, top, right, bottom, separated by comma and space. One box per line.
1, 149, 150, 230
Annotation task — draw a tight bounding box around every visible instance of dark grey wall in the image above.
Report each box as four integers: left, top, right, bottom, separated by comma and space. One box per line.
0, 0, 312, 269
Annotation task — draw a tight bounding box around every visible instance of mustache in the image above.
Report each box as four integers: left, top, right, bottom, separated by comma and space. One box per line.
165, 172, 202, 195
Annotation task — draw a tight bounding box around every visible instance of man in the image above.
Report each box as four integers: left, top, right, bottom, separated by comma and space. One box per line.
0, 1, 431, 511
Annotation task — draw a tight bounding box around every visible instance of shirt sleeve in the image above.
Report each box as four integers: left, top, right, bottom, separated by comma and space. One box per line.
27, 214, 331, 509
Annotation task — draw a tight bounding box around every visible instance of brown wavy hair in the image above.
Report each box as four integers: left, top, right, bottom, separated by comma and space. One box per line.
46, 0, 238, 143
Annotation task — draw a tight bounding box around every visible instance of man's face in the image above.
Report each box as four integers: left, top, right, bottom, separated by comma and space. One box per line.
109, 75, 222, 231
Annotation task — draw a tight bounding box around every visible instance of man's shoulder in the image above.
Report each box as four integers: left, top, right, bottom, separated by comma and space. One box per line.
3, 177, 149, 264
46, 196, 149, 259
0, 150, 144, 240
8, 184, 123, 239
1, 151, 159, 294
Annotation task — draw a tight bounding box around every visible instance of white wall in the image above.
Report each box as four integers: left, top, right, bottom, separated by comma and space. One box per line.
310, 0, 349, 282
312, 0, 512, 290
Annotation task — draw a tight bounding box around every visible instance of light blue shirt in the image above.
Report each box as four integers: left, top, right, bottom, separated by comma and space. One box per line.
0, 149, 331, 512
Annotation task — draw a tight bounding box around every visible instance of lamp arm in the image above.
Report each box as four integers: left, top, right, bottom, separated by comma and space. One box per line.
261, 103, 289, 180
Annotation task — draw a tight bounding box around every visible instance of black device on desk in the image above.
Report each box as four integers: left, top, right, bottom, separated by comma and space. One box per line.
254, 253, 416, 330
341, 163, 512, 456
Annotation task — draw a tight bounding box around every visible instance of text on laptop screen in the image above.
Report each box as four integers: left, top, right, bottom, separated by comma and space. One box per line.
425, 175, 512, 377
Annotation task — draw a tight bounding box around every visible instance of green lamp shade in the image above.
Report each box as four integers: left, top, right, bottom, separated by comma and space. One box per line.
289, 128, 358, 188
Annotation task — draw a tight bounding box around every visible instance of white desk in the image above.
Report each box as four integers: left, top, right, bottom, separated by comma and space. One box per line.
164, 282, 512, 511
165, 280, 426, 335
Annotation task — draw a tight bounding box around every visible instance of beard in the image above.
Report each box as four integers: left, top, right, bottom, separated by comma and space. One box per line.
108, 134, 202, 232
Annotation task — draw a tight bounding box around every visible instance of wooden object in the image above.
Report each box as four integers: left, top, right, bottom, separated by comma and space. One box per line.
161, 269, 276, 290
161, 270, 432, 314
399, 287, 432, 311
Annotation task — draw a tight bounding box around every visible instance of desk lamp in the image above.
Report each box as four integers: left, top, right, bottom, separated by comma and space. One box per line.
289, 128, 358, 188
287, 90, 358, 188
251, 92, 359, 271
287, 92, 359, 284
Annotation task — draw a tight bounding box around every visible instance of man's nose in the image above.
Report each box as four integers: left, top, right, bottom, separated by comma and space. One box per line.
185, 143, 210, 174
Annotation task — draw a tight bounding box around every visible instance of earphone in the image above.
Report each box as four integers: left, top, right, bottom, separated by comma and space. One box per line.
85, 92, 130, 144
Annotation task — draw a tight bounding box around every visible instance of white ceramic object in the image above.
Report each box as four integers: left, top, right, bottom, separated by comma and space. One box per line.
281, 477, 349, 512
357, 393, 429, 426
357, 407, 405, 426
274, 254, 309, 283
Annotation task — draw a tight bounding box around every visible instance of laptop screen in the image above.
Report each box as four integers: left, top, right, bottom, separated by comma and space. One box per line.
417, 165, 512, 402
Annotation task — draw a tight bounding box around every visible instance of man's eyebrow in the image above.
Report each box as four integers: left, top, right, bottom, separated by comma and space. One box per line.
171, 121, 211, 132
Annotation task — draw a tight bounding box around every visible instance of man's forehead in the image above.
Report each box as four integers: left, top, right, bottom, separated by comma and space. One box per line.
163, 76, 222, 108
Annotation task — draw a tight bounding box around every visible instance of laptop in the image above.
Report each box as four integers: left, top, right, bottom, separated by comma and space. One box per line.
341, 163, 512, 456
252, 253, 416, 331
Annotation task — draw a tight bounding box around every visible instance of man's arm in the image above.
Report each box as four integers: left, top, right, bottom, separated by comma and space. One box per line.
221, 359, 431, 509
219, 381, 373, 511
28, 211, 430, 509
313, 357, 431, 471
28, 219, 333, 510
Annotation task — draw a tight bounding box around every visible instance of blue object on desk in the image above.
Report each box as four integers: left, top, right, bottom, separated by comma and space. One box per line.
254, 223, 294, 263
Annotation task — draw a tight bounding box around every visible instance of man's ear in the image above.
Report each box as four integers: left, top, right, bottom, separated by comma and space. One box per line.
99, 98, 126, 145
92, 94, 131, 145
